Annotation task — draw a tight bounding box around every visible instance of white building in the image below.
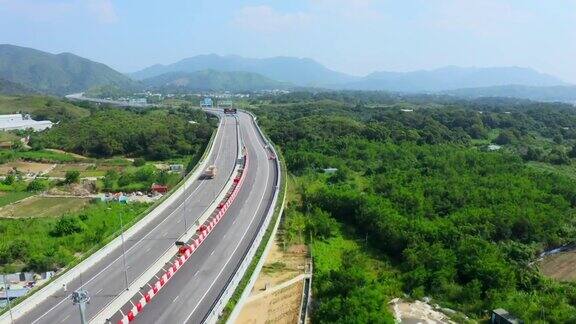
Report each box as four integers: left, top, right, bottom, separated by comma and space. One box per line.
0, 114, 53, 131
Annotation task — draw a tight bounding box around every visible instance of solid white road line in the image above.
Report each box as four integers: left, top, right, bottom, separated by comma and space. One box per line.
31, 117, 232, 324
182, 117, 271, 324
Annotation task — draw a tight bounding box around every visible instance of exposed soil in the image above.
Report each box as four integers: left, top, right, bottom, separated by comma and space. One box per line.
235, 241, 309, 324
0, 161, 54, 175
539, 249, 576, 281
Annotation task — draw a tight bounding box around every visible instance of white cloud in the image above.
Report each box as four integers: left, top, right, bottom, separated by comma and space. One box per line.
430, 0, 534, 36
87, 0, 118, 24
233, 5, 311, 33
0, 0, 118, 24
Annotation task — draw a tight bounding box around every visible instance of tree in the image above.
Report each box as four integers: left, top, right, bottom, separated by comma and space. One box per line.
64, 170, 80, 184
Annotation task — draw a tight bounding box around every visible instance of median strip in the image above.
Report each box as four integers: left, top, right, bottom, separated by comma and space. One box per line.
115, 153, 249, 324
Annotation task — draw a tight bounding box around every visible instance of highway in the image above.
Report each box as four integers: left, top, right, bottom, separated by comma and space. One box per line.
108, 110, 278, 323
12, 112, 239, 324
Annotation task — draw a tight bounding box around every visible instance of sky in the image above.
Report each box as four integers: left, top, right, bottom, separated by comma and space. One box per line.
1, 0, 575, 82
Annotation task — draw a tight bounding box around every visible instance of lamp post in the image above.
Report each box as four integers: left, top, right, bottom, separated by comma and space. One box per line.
108, 206, 129, 291
2, 274, 13, 323
71, 288, 90, 324
118, 207, 129, 291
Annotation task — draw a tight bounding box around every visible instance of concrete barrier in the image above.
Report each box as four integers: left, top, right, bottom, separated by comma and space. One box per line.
203, 110, 284, 324
0, 112, 224, 323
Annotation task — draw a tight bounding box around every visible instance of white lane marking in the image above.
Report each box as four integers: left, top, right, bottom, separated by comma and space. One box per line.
232, 219, 236, 225
210, 250, 215, 256
32, 115, 236, 324
96, 288, 104, 295
60, 314, 70, 323
163, 231, 168, 238
182, 119, 271, 323
176, 219, 182, 224
194, 270, 199, 277
145, 247, 151, 253
173, 295, 180, 302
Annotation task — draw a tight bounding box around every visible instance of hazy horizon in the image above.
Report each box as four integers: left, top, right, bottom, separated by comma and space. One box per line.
1, 0, 575, 82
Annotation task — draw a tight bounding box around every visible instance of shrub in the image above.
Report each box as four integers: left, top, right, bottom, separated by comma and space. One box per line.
51, 216, 86, 236
65, 170, 81, 184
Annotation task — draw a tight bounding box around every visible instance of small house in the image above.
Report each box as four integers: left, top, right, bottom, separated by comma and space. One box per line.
491, 309, 523, 324
151, 183, 168, 194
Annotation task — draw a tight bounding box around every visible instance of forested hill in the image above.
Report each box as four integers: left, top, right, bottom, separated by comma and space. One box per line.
142, 70, 291, 92
252, 92, 576, 323
0, 44, 136, 95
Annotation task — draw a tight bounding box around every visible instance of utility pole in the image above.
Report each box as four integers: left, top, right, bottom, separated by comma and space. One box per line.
71, 289, 90, 324
2, 274, 13, 323
182, 180, 191, 234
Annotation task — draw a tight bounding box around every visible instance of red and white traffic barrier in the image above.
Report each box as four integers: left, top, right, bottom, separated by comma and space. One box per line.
117, 154, 249, 324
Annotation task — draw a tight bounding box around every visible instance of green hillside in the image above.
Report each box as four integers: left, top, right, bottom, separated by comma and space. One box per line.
0, 44, 136, 95
0, 95, 89, 121
143, 69, 291, 92
0, 78, 37, 95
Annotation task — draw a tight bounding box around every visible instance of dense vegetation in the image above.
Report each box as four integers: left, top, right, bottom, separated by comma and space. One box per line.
31, 107, 215, 160
0, 202, 149, 272
0, 95, 90, 121
254, 92, 576, 322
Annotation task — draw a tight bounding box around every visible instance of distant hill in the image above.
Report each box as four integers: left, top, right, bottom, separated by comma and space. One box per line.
142, 70, 292, 92
339, 66, 567, 92
0, 44, 136, 95
443, 85, 576, 103
131, 54, 357, 86
0, 95, 90, 121
0, 78, 37, 95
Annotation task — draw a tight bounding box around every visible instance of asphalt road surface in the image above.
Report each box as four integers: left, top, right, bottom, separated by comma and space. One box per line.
109, 110, 278, 323
15, 113, 239, 324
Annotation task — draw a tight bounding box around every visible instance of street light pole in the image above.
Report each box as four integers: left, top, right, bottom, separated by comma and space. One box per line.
2, 274, 14, 323
118, 209, 129, 291
183, 175, 190, 234
71, 289, 90, 324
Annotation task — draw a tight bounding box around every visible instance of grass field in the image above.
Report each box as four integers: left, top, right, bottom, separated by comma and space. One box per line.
47, 163, 111, 178
0, 196, 90, 218
0, 191, 34, 207
539, 250, 576, 281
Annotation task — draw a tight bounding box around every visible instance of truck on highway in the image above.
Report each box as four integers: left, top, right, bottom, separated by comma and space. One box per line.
203, 165, 217, 179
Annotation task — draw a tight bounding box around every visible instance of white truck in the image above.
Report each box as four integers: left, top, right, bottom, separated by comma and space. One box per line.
203, 165, 218, 179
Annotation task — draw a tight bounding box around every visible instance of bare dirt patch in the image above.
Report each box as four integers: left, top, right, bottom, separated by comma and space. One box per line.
237, 280, 304, 324
390, 299, 456, 324
0, 161, 54, 175
45, 149, 88, 160
539, 250, 576, 281
235, 241, 309, 324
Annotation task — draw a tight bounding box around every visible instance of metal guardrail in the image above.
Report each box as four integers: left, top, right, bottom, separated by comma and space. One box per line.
0, 110, 222, 322
203, 110, 283, 324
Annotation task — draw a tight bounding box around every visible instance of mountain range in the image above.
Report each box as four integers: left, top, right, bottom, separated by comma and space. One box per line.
338, 66, 566, 92
0, 44, 574, 103
130, 54, 355, 86
0, 44, 135, 95
142, 69, 291, 92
